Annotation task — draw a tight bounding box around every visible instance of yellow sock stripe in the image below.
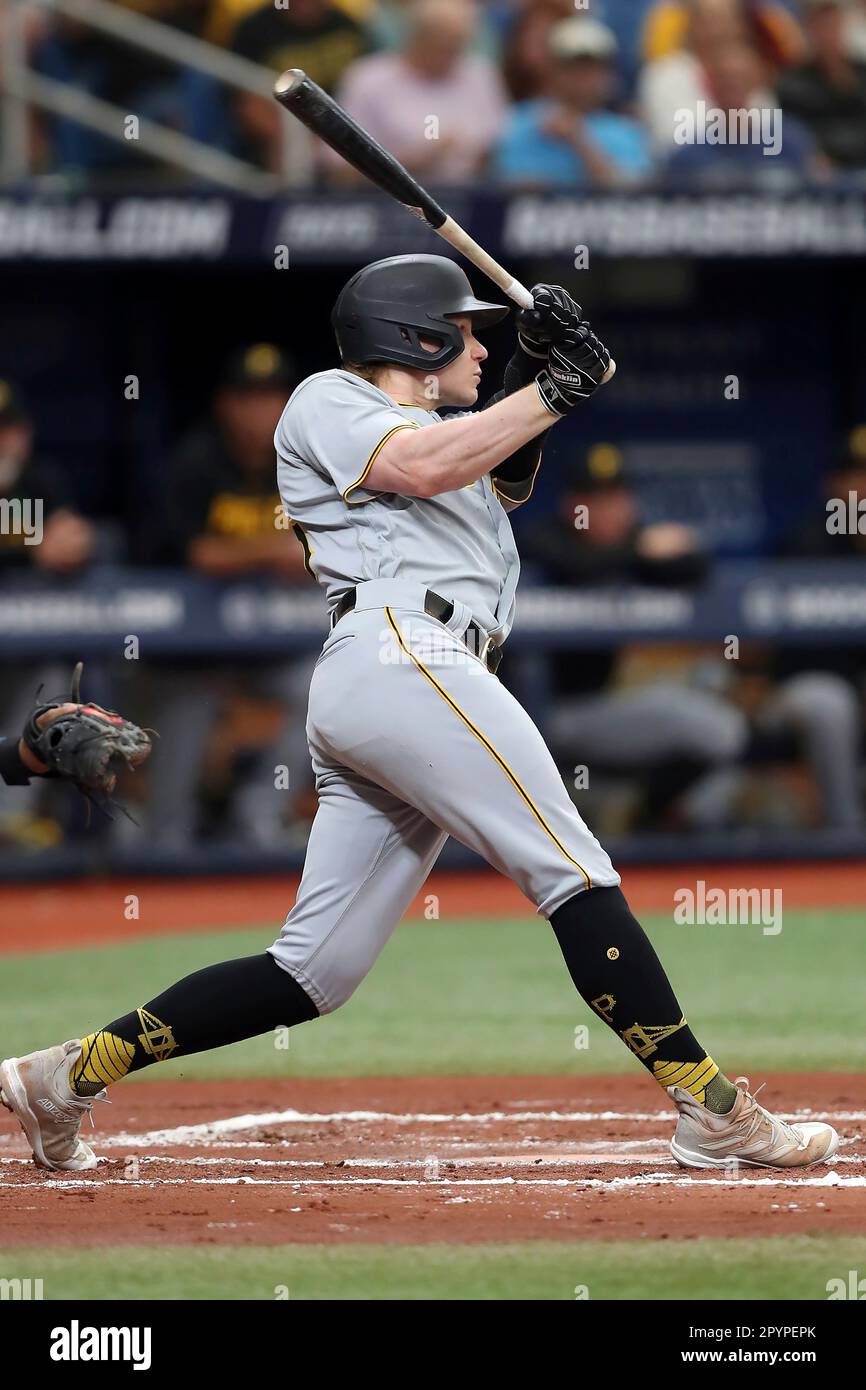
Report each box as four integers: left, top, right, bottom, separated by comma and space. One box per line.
94, 1036, 129, 1084
91, 1033, 133, 1084
384, 607, 591, 889
106, 1031, 136, 1070
75, 1031, 135, 1086
69, 1036, 97, 1086
654, 1057, 719, 1099
654, 1059, 707, 1085
654, 1057, 717, 1087
100, 1031, 136, 1075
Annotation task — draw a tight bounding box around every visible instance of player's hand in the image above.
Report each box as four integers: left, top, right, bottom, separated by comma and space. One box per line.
535, 321, 614, 417
516, 284, 583, 358
18, 704, 81, 775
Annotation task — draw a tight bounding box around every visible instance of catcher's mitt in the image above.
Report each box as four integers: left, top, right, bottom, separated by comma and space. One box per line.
22, 662, 152, 804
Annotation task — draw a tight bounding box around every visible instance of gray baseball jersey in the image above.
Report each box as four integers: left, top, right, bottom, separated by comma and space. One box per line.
275, 369, 521, 640
270, 367, 619, 1014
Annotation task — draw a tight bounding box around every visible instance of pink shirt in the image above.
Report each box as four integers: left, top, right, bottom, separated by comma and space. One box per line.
323, 52, 508, 182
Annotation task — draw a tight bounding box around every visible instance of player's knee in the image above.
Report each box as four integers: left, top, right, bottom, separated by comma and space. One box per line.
315, 976, 366, 1015
273, 957, 362, 1017
678, 700, 747, 763
777, 672, 859, 730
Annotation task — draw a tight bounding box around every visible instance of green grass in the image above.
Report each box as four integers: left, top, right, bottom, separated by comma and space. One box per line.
0, 1237, 863, 1300
0, 910, 862, 1079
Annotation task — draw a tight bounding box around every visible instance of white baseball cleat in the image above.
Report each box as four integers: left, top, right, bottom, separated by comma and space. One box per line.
669, 1077, 839, 1171
0, 1040, 105, 1172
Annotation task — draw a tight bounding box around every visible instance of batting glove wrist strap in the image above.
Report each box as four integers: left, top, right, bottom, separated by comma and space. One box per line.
544, 325, 612, 411
535, 371, 569, 418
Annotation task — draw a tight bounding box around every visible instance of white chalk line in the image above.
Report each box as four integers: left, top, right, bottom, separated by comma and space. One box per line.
0, 1172, 863, 1192
0, 1149, 861, 1171
97, 1106, 866, 1150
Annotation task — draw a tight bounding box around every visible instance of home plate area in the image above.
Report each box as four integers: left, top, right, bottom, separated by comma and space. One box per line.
1, 1075, 864, 1247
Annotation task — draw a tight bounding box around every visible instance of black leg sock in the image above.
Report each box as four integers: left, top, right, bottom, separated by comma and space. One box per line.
551, 886, 736, 1112
70, 953, 318, 1096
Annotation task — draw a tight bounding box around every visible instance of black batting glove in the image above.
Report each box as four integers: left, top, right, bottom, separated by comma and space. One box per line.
516, 284, 583, 359
535, 321, 612, 417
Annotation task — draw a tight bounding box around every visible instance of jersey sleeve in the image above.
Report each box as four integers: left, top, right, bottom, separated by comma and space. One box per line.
278, 373, 418, 505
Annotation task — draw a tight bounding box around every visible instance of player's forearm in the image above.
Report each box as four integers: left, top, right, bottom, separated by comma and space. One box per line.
385, 384, 554, 497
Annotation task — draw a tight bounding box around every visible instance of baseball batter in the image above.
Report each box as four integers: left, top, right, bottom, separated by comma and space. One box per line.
1, 256, 837, 1175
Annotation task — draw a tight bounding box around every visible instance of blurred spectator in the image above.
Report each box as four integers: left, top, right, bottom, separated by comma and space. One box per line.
501, 0, 575, 101
521, 445, 736, 830
322, 0, 507, 185
641, 0, 806, 62
142, 345, 317, 849
231, 0, 366, 88
639, 0, 801, 152
523, 444, 863, 832
683, 644, 864, 831
846, 0, 866, 56
208, 0, 374, 47
33, 4, 222, 178
492, 17, 652, 188
777, 0, 866, 170
0, 380, 95, 575
782, 423, 866, 555
230, 0, 367, 170
666, 37, 819, 183
364, 0, 503, 59
158, 344, 302, 578
0, 380, 95, 845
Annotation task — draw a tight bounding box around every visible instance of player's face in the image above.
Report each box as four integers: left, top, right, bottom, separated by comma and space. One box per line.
419, 315, 487, 408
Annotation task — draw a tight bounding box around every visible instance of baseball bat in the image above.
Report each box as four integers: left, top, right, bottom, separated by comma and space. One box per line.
273, 68, 614, 380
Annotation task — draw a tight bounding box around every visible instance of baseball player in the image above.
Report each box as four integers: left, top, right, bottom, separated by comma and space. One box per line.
1, 256, 837, 1175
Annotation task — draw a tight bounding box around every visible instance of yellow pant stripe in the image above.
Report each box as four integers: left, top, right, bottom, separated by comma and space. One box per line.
385, 607, 591, 888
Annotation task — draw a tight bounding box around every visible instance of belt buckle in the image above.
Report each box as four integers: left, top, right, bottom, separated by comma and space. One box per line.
478, 634, 500, 673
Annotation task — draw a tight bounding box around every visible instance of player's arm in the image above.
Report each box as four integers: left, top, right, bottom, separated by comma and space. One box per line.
482, 342, 553, 510
369, 302, 612, 499
0, 705, 82, 785
367, 383, 554, 498
485, 285, 607, 509
369, 286, 610, 500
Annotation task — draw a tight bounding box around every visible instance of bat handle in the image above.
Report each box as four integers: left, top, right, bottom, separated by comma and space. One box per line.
70, 661, 83, 703
501, 279, 534, 312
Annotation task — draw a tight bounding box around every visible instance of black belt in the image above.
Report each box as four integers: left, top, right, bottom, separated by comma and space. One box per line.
331, 587, 502, 674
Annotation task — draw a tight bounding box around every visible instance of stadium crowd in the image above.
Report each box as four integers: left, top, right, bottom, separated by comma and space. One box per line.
4, 0, 866, 188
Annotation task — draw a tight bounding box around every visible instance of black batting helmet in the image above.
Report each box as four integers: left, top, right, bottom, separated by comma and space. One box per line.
331, 254, 510, 371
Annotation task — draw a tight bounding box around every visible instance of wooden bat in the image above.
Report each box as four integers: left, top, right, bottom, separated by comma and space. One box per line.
273, 68, 614, 380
